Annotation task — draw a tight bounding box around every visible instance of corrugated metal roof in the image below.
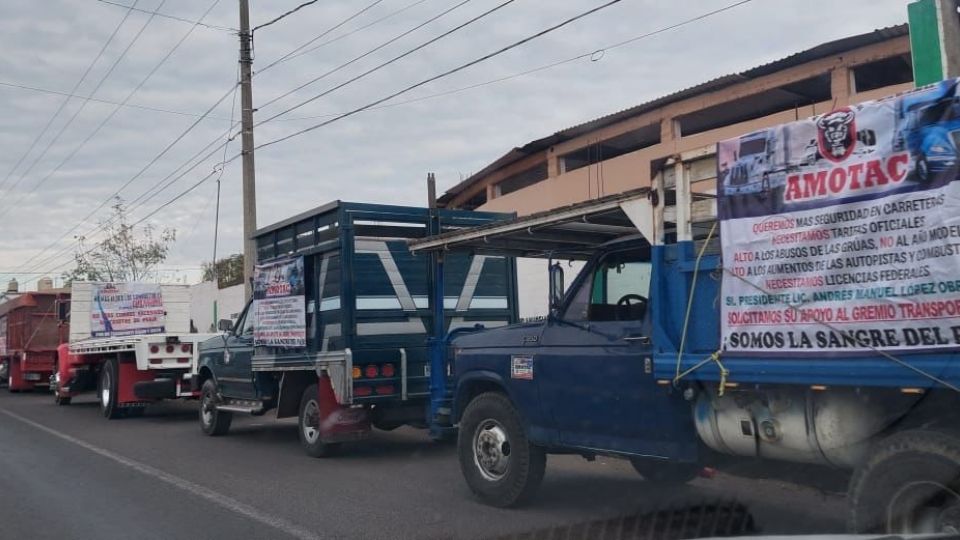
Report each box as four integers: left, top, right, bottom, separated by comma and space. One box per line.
439, 24, 909, 203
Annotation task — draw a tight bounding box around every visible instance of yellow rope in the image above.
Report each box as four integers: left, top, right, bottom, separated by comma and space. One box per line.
674, 221, 718, 378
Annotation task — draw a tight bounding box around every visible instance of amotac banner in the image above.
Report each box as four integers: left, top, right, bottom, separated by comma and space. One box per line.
718, 78, 960, 354
253, 257, 306, 348
90, 282, 165, 337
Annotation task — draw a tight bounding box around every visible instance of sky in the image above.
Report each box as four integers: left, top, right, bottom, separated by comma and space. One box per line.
0, 0, 908, 287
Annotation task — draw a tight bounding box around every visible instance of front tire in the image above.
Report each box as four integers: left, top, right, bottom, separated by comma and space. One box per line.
629, 458, 700, 485
199, 379, 231, 436
849, 429, 960, 533
298, 384, 340, 458
98, 358, 121, 419
457, 392, 546, 507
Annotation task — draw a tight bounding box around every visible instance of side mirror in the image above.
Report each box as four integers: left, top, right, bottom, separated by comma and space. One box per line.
548, 262, 565, 317
217, 319, 234, 332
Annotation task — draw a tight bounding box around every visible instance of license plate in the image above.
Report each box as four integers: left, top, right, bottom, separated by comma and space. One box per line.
24, 373, 41, 381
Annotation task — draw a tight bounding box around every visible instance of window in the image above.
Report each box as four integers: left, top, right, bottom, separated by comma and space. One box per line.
852, 54, 913, 93
564, 250, 651, 322
236, 305, 255, 336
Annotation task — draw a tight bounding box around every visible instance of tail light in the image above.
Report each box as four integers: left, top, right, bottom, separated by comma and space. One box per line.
364, 365, 378, 378
165, 345, 175, 354
149, 358, 162, 365
381, 363, 396, 378
150, 345, 160, 354
352, 366, 362, 379
177, 358, 190, 364
181, 344, 192, 354
354, 386, 373, 397
374, 385, 395, 395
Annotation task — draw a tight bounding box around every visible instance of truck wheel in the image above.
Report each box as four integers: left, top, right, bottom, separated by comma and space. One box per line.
849, 429, 960, 533
199, 379, 231, 436
629, 458, 699, 485
298, 384, 341, 458
458, 392, 546, 507
98, 359, 122, 419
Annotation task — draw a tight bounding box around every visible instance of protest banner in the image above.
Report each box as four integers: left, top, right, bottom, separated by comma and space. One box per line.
718, 78, 960, 354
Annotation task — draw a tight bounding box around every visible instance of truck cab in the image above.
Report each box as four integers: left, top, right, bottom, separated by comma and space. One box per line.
452, 237, 697, 460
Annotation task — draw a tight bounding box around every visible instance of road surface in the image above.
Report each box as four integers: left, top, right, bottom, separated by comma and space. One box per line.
0, 391, 846, 539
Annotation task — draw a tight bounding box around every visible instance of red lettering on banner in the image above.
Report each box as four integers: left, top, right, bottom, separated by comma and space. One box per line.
784, 152, 910, 202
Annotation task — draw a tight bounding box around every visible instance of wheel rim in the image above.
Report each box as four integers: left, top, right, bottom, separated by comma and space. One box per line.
101, 369, 111, 408
302, 399, 320, 444
473, 419, 511, 481
201, 391, 214, 427
887, 480, 960, 533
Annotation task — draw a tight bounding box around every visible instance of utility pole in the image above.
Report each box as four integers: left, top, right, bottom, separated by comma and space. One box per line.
238, 0, 257, 299
909, 0, 960, 86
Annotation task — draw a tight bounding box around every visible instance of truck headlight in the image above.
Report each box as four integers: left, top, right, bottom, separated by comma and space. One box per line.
930, 144, 951, 154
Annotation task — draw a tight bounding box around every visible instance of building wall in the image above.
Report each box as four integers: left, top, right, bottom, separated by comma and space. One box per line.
190, 281, 246, 333
450, 36, 913, 217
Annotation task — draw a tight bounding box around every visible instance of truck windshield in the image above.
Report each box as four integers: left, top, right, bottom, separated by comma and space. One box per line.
739, 137, 766, 156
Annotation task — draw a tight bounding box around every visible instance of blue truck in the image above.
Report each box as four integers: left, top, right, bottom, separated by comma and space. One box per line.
409, 164, 960, 534
898, 78, 960, 183
195, 201, 516, 455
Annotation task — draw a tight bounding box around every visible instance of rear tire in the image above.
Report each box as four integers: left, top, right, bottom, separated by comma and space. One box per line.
199, 379, 231, 436
298, 384, 341, 458
849, 429, 960, 533
98, 358, 121, 419
629, 458, 700, 485
457, 392, 546, 507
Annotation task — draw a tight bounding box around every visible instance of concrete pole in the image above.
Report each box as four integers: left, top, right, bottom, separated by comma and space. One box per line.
238, 0, 257, 299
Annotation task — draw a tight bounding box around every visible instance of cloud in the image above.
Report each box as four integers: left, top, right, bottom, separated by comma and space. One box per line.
0, 0, 907, 285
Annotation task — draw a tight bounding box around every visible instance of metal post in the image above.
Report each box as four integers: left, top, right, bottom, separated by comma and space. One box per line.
909, 0, 960, 86
238, 0, 257, 298
425, 173, 448, 438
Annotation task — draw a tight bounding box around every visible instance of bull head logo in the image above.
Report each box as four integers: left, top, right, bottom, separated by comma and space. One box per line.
816, 108, 856, 163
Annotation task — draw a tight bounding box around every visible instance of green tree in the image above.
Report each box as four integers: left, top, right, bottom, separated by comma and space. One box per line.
202, 253, 244, 288
63, 198, 177, 284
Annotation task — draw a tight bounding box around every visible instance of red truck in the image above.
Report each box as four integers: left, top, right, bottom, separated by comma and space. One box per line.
0, 288, 70, 392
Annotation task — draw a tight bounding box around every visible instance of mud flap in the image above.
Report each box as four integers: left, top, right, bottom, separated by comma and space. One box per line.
318, 374, 369, 443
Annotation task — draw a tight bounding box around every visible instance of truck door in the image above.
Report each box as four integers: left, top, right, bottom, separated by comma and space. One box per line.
217, 303, 256, 399
536, 247, 671, 456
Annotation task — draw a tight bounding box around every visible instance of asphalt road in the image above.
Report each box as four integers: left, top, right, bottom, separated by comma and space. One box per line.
0, 391, 848, 540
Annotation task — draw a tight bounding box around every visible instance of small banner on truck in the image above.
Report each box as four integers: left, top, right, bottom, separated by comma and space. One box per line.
253, 257, 306, 348
90, 282, 165, 337
718, 78, 960, 354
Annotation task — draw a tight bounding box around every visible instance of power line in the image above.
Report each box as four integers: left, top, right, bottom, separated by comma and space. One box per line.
94, 0, 236, 31
257, 0, 625, 148
0, 0, 226, 277
269, 0, 431, 68
0, 0, 141, 196
0, 0, 224, 221
0, 79, 232, 120
252, 0, 320, 32
283, 0, 757, 121
128, 0, 628, 230
10, 0, 401, 278
8, 0, 470, 279
0, 0, 169, 208
256, 0, 501, 123
256, 0, 387, 75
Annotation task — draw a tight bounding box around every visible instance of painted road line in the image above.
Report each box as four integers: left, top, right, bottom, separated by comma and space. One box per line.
0, 409, 324, 540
